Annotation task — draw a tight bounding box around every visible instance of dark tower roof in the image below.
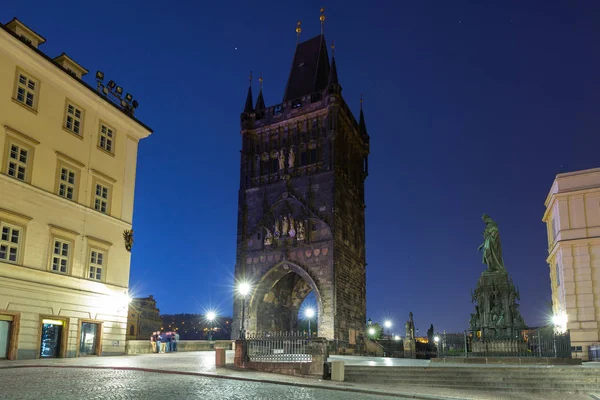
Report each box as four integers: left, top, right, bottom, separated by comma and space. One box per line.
244, 83, 254, 113
255, 87, 265, 111
283, 35, 331, 102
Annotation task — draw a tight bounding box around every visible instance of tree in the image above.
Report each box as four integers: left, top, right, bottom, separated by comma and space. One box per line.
427, 324, 435, 344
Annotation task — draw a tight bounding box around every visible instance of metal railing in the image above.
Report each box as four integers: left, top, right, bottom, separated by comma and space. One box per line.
438, 327, 572, 358
245, 332, 312, 363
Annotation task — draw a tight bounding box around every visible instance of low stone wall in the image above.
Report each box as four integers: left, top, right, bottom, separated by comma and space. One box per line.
431, 357, 582, 365
126, 340, 234, 354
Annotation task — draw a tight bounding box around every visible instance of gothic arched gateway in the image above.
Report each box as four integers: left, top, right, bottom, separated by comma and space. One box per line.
232, 30, 369, 343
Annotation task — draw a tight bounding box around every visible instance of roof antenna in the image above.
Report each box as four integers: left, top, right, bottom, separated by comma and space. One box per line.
296, 20, 302, 45
360, 93, 364, 110
320, 8, 326, 36
259, 73, 263, 90
249, 71, 253, 86
331, 40, 335, 57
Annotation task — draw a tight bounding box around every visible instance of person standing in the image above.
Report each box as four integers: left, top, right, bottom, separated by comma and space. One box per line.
159, 331, 167, 353
150, 332, 157, 353
173, 331, 179, 352
165, 331, 172, 353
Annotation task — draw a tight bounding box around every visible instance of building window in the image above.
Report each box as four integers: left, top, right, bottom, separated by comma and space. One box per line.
64, 102, 84, 135
94, 183, 109, 214
551, 218, 558, 241
58, 167, 76, 200
555, 263, 561, 287
88, 249, 104, 281
51, 239, 70, 274
7, 143, 29, 181
14, 70, 39, 110
0, 223, 21, 263
98, 124, 114, 154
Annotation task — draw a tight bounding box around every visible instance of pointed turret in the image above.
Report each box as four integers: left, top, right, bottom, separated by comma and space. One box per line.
255, 74, 265, 112
328, 49, 339, 86
359, 94, 369, 142
243, 71, 254, 113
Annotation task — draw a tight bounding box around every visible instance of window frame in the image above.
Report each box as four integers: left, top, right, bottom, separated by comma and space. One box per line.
90, 171, 115, 216
63, 99, 85, 138
85, 236, 111, 283
47, 225, 78, 275
97, 121, 116, 155
0, 222, 23, 264
54, 153, 84, 203
2, 126, 39, 185
12, 67, 40, 112
0, 208, 32, 266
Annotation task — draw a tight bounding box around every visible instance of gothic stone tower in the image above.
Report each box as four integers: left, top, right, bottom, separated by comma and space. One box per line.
232, 33, 370, 343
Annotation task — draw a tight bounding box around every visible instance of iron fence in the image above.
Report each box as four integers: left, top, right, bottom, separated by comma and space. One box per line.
245, 332, 312, 363
438, 327, 572, 358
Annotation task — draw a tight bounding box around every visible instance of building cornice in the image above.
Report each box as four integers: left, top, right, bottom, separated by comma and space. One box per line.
0, 22, 153, 136
546, 235, 600, 262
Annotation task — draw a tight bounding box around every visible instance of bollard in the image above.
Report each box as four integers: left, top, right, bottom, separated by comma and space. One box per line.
215, 347, 226, 367
331, 360, 345, 382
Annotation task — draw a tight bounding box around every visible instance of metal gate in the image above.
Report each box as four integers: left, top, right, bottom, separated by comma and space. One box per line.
245, 332, 312, 363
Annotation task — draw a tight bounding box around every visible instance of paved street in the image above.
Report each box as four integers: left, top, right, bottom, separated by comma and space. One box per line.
0, 367, 397, 400
0, 352, 598, 400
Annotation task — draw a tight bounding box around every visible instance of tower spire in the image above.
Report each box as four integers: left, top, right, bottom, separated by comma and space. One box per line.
296, 20, 302, 45
243, 71, 254, 113
320, 8, 325, 35
255, 73, 265, 111
359, 94, 369, 140
328, 40, 339, 86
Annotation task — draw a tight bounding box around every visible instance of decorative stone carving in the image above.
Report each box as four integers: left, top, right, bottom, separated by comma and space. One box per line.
274, 218, 281, 239
123, 229, 134, 252
282, 215, 289, 236
264, 227, 273, 246
297, 221, 305, 241
288, 147, 295, 168
278, 149, 285, 171
288, 214, 296, 237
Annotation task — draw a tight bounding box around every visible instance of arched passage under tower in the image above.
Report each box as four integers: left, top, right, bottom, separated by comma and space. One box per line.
244, 261, 327, 336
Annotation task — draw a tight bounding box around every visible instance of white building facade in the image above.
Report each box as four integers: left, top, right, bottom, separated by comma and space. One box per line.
0, 18, 152, 360
543, 167, 600, 360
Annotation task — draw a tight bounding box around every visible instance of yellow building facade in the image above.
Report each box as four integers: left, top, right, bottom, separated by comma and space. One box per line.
0, 18, 152, 360
543, 167, 600, 360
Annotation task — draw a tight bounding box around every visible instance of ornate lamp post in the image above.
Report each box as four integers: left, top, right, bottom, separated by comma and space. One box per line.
238, 282, 251, 339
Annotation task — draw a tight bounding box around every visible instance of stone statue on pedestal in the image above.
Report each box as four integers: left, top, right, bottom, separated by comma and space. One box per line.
282, 215, 289, 236
288, 147, 295, 169
263, 227, 273, 246
470, 214, 526, 339
288, 214, 296, 237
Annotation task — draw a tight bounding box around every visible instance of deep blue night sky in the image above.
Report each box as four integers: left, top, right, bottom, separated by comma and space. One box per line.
6, 1, 600, 335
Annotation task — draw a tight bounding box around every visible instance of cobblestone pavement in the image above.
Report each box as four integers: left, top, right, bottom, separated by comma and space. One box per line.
0, 367, 401, 400
0, 352, 598, 400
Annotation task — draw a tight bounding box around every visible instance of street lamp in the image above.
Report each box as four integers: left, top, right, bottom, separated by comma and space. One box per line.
206, 311, 216, 341
434, 335, 440, 358
368, 327, 376, 337
238, 282, 251, 339
384, 320, 392, 339
305, 307, 315, 337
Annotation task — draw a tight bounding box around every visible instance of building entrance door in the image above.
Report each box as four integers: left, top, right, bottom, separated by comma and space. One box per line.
0, 320, 11, 359
40, 319, 63, 358
79, 322, 98, 356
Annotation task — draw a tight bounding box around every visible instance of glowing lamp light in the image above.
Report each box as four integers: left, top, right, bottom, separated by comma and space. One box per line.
384, 320, 392, 329
305, 308, 315, 319
238, 282, 251, 296
206, 311, 216, 321
368, 327, 375, 336
552, 312, 568, 333
394, 335, 400, 341
434, 336, 440, 344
